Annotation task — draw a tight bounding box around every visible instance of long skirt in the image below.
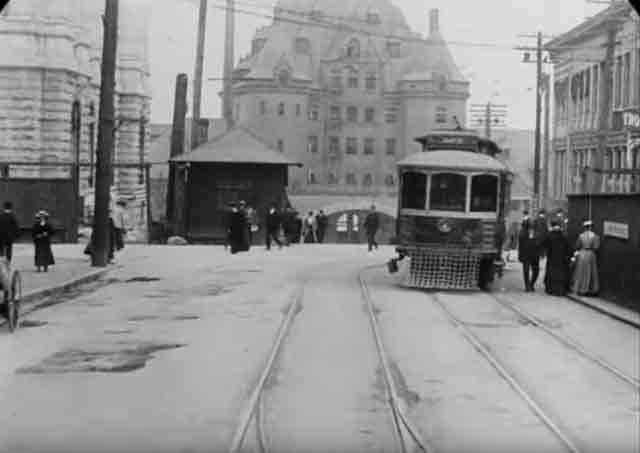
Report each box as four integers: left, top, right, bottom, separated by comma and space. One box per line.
34, 240, 55, 267
572, 250, 599, 295
544, 262, 570, 296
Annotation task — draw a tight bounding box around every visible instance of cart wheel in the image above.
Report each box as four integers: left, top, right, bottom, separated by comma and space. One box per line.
7, 270, 22, 333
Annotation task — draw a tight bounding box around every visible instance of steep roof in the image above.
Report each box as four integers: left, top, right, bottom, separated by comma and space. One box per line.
397, 150, 509, 172
238, 0, 466, 86
170, 126, 303, 166
545, 1, 632, 50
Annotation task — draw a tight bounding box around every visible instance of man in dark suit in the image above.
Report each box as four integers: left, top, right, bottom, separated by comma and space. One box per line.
265, 203, 282, 251
518, 218, 541, 292
364, 204, 380, 252
0, 201, 20, 262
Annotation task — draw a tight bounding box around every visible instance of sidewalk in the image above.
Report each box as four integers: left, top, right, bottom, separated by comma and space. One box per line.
502, 254, 639, 328
2, 245, 113, 321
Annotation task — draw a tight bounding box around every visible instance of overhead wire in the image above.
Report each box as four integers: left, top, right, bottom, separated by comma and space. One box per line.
206, 0, 629, 53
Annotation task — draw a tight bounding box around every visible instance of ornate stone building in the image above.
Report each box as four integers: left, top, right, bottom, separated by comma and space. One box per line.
230, 0, 469, 211
0, 0, 151, 238
546, 0, 640, 202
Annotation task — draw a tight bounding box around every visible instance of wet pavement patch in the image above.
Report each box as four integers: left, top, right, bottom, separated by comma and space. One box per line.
16, 342, 186, 374
128, 315, 160, 322
170, 315, 200, 321
125, 276, 162, 283
19, 320, 48, 328
104, 329, 134, 335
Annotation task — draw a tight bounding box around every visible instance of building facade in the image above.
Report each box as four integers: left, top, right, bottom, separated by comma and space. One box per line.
230, 0, 469, 205
0, 0, 151, 239
547, 1, 640, 203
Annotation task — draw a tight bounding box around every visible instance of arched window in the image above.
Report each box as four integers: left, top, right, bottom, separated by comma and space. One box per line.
401, 171, 426, 209
278, 102, 285, 116
259, 100, 267, 115
307, 170, 317, 184
328, 172, 338, 184
295, 37, 310, 55
347, 67, 359, 88
346, 38, 360, 58
277, 139, 284, 153
470, 174, 498, 212
278, 69, 290, 86
385, 174, 395, 186
429, 173, 467, 212
362, 173, 373, 186
346, 173, 356, 185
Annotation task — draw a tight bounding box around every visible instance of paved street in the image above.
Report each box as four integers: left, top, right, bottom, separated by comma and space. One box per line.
0, 244, 638, 452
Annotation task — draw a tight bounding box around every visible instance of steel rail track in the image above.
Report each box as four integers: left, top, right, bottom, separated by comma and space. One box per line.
489, 293, 640, 390
358, 265, 435, 453
430, 292, 582, 453
227, 284, 304, 453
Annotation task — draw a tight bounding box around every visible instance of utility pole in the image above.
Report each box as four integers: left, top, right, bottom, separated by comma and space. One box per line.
542, 73, 551, 207
166, 74, 188, 226
223, 0, 235, 129
191, 0, 207, 151
533, 31, 543, 211
591, 23, 618, 193
92, 0, 118, 267
485, 102, 491, 139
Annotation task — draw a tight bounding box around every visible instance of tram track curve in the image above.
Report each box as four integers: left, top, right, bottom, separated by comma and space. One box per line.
488, 292, 640, 390
429, 292, 582, 453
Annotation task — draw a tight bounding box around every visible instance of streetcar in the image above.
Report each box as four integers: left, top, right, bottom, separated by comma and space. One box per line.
387, 128, 512, 290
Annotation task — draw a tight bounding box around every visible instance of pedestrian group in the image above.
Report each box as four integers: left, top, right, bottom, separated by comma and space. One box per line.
517, 209, 600, 296
225, 202, 381, 254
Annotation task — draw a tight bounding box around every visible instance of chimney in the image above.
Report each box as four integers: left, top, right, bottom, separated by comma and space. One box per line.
429, 9, 439, 35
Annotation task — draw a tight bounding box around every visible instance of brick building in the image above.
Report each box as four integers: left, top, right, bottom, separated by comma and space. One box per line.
0, 0, 151, 240
230, 0, 469, 216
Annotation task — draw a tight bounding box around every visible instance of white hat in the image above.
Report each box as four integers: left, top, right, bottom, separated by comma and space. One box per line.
583, 220, 593, 227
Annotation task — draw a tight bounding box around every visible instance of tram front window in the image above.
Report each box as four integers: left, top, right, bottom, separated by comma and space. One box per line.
401, 171, 427, 209
429, 173, 466, 212
470, 174, 498, 212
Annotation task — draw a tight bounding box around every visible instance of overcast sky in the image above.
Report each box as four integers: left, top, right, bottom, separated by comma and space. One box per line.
149, 0, 613, 130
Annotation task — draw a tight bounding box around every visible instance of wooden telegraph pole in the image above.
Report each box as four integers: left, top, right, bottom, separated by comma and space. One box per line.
191, 0, 208, 150
533, 31, 543, 211
542, 73, 551, 207
485, 102, 491, 139
166, 74, 188, 226
92, 0, 119, 267
223, 0, 235, 129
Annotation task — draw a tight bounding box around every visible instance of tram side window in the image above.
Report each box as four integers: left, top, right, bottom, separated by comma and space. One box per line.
470, 174, 498, 212
429, 173, 466, 212
401, 172, 427, 209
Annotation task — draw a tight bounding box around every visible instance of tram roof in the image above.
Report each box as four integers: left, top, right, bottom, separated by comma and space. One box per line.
397, 150, 510, 172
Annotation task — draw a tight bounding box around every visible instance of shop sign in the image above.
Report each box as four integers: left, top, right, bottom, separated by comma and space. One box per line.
603, 221, 629, 240
623, 110, 640, 129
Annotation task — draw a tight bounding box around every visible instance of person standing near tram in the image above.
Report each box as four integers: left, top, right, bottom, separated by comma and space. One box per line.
572, 220, 600, 296
518, 218, 542, 292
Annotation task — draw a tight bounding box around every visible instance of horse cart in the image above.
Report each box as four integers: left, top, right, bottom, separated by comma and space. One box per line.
0, 259, 22, 332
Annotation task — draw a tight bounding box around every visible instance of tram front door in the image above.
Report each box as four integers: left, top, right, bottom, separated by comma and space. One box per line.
335, 211, 361, 243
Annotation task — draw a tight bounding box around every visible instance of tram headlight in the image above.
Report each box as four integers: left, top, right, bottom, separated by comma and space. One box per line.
437, 218, 452, 233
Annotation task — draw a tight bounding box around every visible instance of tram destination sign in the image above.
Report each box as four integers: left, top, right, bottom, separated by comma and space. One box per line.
424, 134, 478, 149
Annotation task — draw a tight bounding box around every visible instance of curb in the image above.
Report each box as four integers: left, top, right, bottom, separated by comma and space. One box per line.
1, 265, 118, 327
565, 293, 640, 329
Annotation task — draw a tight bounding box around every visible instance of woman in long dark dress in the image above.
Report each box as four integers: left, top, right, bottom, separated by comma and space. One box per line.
542, 220, 572, 296
32, 210, 55, 272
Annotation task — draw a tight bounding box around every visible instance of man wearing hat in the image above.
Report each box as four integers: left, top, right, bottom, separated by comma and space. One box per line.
572, 220, 600, 296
